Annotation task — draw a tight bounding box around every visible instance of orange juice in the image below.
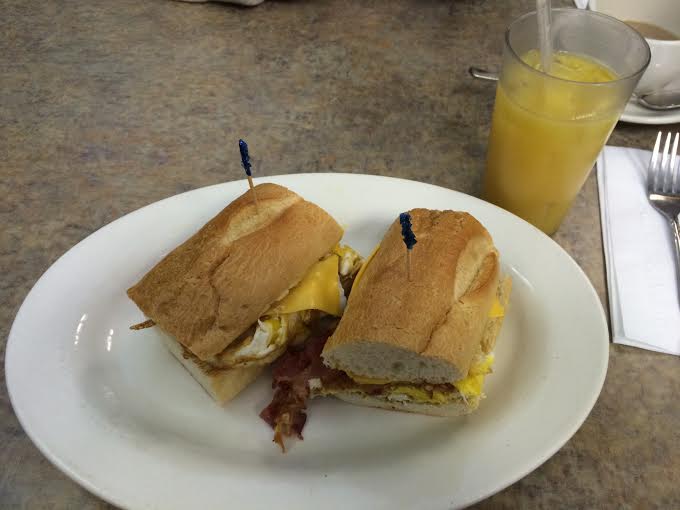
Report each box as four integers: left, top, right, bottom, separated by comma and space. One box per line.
483, 51, 621, 234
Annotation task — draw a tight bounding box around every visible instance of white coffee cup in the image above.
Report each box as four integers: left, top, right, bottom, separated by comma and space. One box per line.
589, 0, 680, 94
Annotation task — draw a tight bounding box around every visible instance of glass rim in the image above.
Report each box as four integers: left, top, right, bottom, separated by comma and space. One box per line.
505, 8, 652, 86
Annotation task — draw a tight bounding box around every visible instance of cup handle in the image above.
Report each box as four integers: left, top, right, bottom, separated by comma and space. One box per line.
468, 67, 499, 82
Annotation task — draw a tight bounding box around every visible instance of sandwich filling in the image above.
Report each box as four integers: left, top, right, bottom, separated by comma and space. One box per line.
320, 352, 496, 406
199, 245, 362, 370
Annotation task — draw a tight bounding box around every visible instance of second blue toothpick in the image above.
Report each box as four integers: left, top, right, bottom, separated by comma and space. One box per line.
399, 212, 417, 281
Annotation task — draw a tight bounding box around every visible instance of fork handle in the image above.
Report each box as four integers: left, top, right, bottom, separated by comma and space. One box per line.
671, 217, 680, 309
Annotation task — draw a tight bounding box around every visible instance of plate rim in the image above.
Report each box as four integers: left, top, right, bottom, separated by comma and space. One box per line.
620, 100, 680, 125
5, 172, 610, 509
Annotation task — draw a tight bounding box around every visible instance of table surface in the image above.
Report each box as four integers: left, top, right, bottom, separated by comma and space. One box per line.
2, 0, 679, 508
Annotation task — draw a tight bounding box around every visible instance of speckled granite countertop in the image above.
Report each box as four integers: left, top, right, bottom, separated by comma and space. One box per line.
2, 0, 679, 508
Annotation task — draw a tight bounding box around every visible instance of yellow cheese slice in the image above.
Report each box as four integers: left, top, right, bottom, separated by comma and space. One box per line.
267, 255, 342, 316
453, 354, 494, 398
346, 371, 392, 385
351, 243, 380, 289
488, 297, 505, 318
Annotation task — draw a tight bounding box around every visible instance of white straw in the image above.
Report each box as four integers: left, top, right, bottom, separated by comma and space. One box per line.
536, 0, 553, 73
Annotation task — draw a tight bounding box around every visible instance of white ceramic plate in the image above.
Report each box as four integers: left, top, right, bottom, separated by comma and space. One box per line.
6, 174, 609, 510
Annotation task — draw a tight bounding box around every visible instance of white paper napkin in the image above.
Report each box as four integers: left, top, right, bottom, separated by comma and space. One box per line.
597, 145, 680, 355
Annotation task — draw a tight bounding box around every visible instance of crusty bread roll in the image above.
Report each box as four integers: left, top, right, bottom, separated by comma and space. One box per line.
160, 332, 264, 404
322, 209, 500, 384
128, 183, 343, 361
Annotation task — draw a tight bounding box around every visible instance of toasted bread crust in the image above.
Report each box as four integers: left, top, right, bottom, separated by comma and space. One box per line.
128, 183, 343, 360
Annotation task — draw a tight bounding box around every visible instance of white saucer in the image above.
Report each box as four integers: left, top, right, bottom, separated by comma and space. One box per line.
621, 98, 680, 125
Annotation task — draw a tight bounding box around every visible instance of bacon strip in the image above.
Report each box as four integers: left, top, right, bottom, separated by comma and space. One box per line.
259, 327, 345, 451
130, 319, 155, 330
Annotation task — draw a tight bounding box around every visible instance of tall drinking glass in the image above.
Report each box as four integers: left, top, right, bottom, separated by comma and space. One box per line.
483, 9, 650, 235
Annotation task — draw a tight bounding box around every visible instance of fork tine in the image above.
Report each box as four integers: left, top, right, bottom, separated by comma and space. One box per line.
671, 133, 679, 194
649, 131, 662, 193
662, 132, 672, 192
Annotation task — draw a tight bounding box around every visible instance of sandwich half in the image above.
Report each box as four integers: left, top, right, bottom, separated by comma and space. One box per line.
314, 208, 511, 416
127, 183, 362, 404
261, 208, 510, 449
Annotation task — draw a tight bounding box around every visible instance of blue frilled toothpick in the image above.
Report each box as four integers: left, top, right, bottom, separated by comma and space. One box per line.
239, 139, 259, 211
399, 212, 417, 281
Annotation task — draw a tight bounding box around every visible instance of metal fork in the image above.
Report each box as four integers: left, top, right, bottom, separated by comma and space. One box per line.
647, 131, 680, 305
